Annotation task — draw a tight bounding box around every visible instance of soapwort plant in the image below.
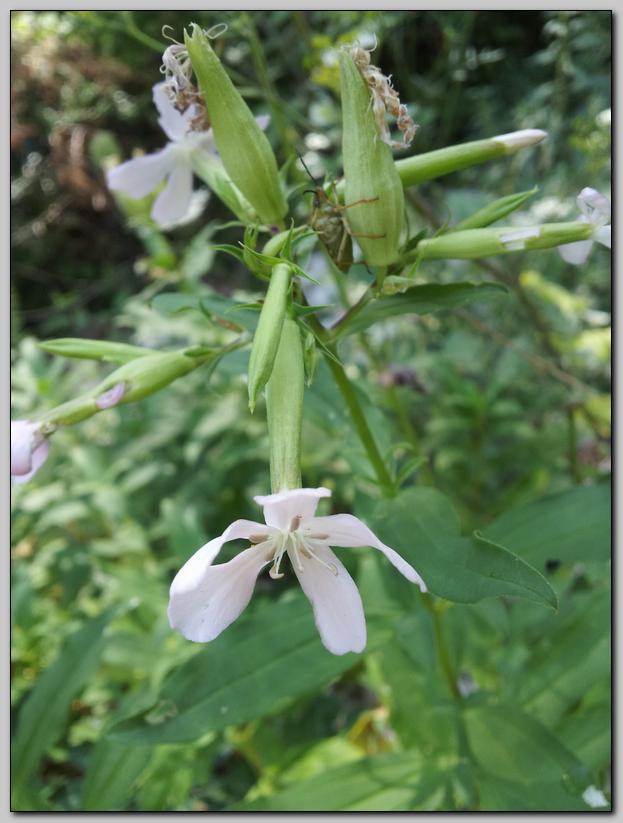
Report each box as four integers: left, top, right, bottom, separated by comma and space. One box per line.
10, 17, 611, 811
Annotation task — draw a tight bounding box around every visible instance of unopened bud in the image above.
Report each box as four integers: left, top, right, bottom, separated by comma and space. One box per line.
395, 130, 547, 189
339, 51, 404, 267
11, 420, 49, 483
417, 221, 593, 261
452, 188, 538, 232
248, 263, 292, 411
266, 318, 304, 492
302, 327, 319, 387
38, 338, 153, 365
185, 25, 287, 226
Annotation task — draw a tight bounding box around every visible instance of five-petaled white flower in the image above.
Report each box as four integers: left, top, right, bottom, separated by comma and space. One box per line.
168, 487, 426, 655
11, 420, 49, 484
107, 82, 216, 226
558, 187, 611, 265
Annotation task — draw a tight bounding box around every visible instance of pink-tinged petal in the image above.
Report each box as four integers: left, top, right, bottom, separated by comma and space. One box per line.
11, 420, 37, 476
107, 146, 176, 199
254, 487, 332, 530
292, 544, 366, 655
95, 382, 126, 410
152, 81, 192, 142
151, 157, 194, 225
558, 239, 594, 266
170, 519, 276, 596
168, 543, 271, 642
577, 187, 610, 225
13, 440, 49, 485
594, 225, 611, 249
255, 114, 271, 132
308, 513, 427, 591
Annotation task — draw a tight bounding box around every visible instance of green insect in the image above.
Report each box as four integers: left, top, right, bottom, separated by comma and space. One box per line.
299, 157, 383, 273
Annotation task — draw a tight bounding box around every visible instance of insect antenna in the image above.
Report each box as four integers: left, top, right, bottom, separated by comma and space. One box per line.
296, 152, 321, 187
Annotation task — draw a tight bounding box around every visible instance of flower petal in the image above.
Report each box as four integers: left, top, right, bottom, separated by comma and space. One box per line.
151, 156, 194, 226
168, 543, 271, 643
577, 187, 610, 225
152, 81, 192, 142
292, 544, 366, 655
254, 487, 332, 530
170, 519, 276, 596
594, 225, 611, 249
107, 146, 176, 199
558, 239, 594, 266
308, 513, 427, 591
11, 420, 37, 476
13, 440, 49, 484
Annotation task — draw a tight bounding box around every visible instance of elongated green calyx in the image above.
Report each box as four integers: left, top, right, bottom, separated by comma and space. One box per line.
339, 51, 404, 267
248, 263, 292, 411
266, 317, 304, 492
417, 221, 593, 261
191, 152, 258, 224
185, 25, 287, 226
39, 350, 209, 427
395, 130, 547, 189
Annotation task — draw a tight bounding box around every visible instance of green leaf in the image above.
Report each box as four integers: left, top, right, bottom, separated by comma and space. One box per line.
11, 610, 113, 796
81, 740, 151, 811
38, 338, 154, 364
109, 594, 393, 745
367, 488, 557, 609
483, 482, 611, 572
475, 773, 594, 812
150, 291, 258, 332
332, 282, 507, 339
232, 750, 446, 811
464, 704, 590, 792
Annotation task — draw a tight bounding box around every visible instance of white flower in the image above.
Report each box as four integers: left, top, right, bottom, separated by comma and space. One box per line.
107, 83, 270, 228
168, 487, 426, 656
107, 82, 217, 226
11, 420, 49, 484
558, 187, 611, 265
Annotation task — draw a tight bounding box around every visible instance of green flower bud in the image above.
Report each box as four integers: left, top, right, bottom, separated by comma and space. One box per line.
266, 317, 304, 492
185, 25, 287, 226
40, 351, 208, 427
339, 51, 404, 267
395, 130, 547, 189
452, 188, 538, 231
38, 338, 153, 365
417, 221, 593, 261
248, 263, 292, 411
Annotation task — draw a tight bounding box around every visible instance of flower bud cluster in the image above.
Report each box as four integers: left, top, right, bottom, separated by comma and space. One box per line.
347, 44, 417, 149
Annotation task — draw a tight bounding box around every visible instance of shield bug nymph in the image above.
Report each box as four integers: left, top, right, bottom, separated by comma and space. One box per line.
298, 156, 385, 273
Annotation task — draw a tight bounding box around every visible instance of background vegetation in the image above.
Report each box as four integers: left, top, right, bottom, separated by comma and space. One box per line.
11, 10, 611, 811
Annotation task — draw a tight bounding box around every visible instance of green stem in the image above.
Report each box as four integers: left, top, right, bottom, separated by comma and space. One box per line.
324, 349, 395, 496
425, 599, 461, 701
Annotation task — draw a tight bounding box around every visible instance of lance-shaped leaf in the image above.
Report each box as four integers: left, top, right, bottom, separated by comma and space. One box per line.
38, 338, 154, 364
366, 487, 557, 609
332, 282, 507, 340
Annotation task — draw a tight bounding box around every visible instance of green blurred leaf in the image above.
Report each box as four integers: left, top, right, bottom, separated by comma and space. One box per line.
109, 594, 393, 745
332, 282, 507, 339
81, 740, 151, 811
464, 704, 590, 792
232, 750, 448, 811
12, 610, 114, 797
483, 482, 611, 571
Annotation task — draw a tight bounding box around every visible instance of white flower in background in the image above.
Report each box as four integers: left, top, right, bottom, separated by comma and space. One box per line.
107, 83, 270, 227
107, 83, 217, 226
11, 420, 49, 484
168, 487, 426, 656
558, 187, 611, 265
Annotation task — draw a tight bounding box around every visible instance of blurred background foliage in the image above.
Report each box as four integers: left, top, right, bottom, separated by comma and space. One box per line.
11, 10, 610, 811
